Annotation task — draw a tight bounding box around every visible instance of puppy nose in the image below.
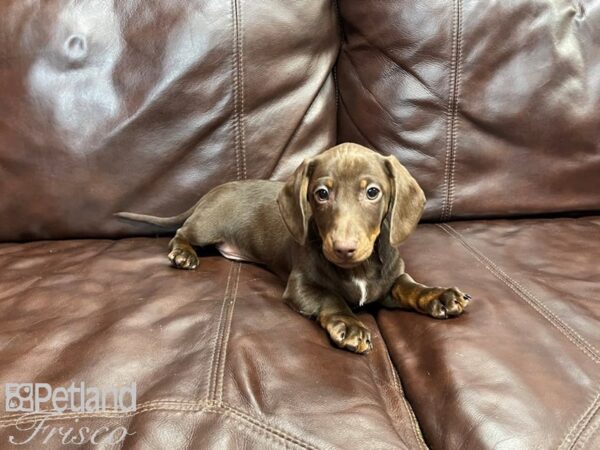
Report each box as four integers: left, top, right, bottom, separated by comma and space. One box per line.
333, 240, 358, 259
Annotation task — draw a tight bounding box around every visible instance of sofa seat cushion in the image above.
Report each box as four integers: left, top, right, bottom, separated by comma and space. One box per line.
0, 238, 426, 449
379, 217, 600, 449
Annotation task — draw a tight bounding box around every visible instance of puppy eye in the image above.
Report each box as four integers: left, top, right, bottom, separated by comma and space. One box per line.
366, 186, 381, 200
314, 187, 330, 202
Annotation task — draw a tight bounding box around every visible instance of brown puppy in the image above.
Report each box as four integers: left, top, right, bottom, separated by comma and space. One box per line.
117, 143, 470, 354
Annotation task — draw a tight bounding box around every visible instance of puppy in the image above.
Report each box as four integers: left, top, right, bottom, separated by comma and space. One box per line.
117, 143, 470, 354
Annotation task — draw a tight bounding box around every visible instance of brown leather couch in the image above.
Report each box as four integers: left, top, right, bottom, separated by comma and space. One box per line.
1, 1, 598, 448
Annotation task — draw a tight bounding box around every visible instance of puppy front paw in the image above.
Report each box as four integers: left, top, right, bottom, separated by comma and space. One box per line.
422, 287, 471, 319
323, 315, 373, 354
168, 247, 199, 270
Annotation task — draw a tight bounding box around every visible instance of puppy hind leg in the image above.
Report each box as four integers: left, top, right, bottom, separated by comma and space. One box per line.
168, 222, 222, 270
167, 191, 231, 270
169, 199, 238, 269
168, 231, 199, 270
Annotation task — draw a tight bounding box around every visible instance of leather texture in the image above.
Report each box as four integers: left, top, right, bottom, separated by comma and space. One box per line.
0, 0, 338, 241
378, 217, 600, 450
0, 0, 598, 449
0, 238, 426, 449
337, 0, 600, 220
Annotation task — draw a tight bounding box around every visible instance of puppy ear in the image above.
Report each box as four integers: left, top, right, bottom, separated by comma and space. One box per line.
277, 159, 314, 245
383, 155, 426, 246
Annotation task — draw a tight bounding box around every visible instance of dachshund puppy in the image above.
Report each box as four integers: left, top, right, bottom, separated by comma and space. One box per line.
117, 143, 470, 354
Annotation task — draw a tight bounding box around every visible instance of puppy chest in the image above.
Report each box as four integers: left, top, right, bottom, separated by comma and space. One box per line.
347, 277, 370, 306
342, 273, 394, 306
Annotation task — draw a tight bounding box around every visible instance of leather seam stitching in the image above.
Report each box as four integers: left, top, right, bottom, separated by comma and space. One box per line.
0, 401, 320, 450
210, 262, 236, 401
559, 390, 600, 450
438, 223, 600, 449
333, 0, 342, 143
218, 402, 318, 450
207, 262, 234, 400
366, 348, 410, 447
441, 0, 463, 221
237, 0, 247, 180
233, 0, 246, 180
333, 63, 339, 129
574, 406, 600, 450
232, 0, 239, 180
438, 223, 600, 363
216, 263, 241, 403
231, 0, 245, 180
211, 409, 300, 449
379, 338, 429, 449
448, 0, 463, 219
441, 0, 457, 220
574, 408, 600, 450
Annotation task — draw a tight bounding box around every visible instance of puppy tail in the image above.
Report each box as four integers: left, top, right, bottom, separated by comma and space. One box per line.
115, 206, 195, 228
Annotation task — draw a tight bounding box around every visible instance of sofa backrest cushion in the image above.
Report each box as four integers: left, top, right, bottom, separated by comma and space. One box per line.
337, 0, 600, 220
0, 0, 338, 241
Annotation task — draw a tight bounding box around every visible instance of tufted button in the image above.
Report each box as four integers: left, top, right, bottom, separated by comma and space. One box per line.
63, 34, 88, 66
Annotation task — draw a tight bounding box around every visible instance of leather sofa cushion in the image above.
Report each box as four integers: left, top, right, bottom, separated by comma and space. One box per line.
337, 0, 600, 220
377, 216, 600, 449
0, 238, 426, 449
1, 220, 598, 448
0, 0, 338, 241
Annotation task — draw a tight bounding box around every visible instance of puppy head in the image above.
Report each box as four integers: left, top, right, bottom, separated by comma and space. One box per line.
277, 143, 426, 268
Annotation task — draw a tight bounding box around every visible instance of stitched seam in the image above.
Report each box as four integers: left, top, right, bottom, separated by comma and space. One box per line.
207, 263, 234, 400
574, 407, 600, 450
559, 390, 600, 450
210, 263, 235, 400
333, 0, 345, 43
441, 0, 462, 221
237, 0, 247, 180
216, 263, 241, 403
0, 402, 216, 426
380, 339, 429, 450
219, 403, 319, 450
574, 409, 600, 450
441, 0, 458, 220
333, 63, 339, 131
447, 0, 463, 219
231, 0, 246, 180
0, 398, 207, 423
231, 0, 241, 180
438, 224, 600, 363
437, 223, 600, 449
365, 349, 410, 447
0, 401, 320, 449
213, 409, 299, 449
0, 399, 217, 420
333, 0, 342, 144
